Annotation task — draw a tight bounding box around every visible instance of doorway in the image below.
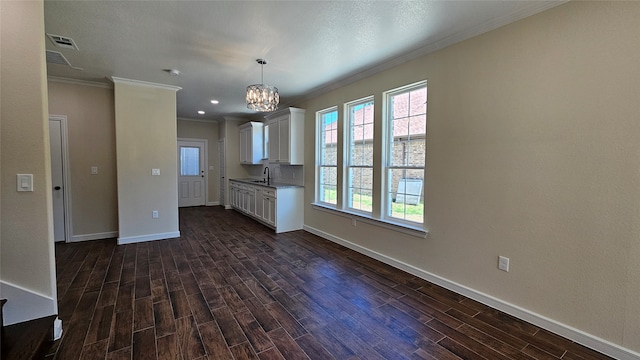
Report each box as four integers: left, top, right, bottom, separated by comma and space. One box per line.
177, 139, 207, 207
49, 116, 71, 242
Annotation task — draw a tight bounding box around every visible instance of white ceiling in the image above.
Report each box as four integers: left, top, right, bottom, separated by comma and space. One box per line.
43, 0, 565, 121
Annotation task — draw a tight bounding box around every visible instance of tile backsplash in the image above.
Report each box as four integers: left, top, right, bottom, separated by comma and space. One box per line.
245, 163, 303, 186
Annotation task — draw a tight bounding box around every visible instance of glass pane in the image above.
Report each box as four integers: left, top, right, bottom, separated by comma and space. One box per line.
387, 168, 424, 223
319, 166, 337, 204
349, 100, 374, 166
320, 110, 338, 166
390, 86, 427, 167
348, 167, 373, 212
180, 146, 200, 176
391, 138, 426, 167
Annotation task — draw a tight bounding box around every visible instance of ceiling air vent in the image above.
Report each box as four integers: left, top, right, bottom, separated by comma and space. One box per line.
46, 33, 79, 50
46, 50, 83, 70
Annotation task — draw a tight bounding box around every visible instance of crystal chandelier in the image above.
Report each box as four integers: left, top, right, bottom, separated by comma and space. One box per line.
246, 59, 279, 112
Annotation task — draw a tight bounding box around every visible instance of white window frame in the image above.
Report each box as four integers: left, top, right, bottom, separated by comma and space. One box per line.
315, 107, 339, 207
383, 81, 427, 225
345, 96, 375, 215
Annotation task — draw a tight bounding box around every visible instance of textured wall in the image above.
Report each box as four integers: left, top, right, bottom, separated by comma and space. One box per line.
177, 119, 220, 204
0, 0, 58, 318
113, 79, 180, 242
302, 1, 640, 353
47, 81, 118, 237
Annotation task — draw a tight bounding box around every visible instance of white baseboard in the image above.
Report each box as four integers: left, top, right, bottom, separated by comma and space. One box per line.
207, 201, 220, 206
303, 225, 640, 360
224, 205, 232, 210
0, 281, 57, 325
117, 231, 180, 245
70, 231, 118, 242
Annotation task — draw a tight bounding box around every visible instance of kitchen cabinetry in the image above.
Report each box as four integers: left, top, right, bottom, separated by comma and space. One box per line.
265, 107, 305, 165
229, 180, 303, 233
239, 122, 264, 164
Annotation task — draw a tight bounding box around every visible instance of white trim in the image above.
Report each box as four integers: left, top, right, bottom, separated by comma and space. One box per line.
48, 76, 113, 89
207, 201, 220, 206
302, 225, 640, 360
178, 117, 220, 123
0, 281, 57, 325
70, 231, 118, 242
117, 231, 180, 245
225, 205, 233, 210
49, 116, 73, 244
109, 76, 182, 92
53, 317, 63, 340
312, 203, 427, 238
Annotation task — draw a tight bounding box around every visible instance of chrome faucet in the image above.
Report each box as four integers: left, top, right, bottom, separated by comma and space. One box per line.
264, 166, 270, 184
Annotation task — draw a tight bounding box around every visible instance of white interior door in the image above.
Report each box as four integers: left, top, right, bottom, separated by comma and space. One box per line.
49, 117, 67, 242
219, 139, 226, 207
178, 140, 206, 207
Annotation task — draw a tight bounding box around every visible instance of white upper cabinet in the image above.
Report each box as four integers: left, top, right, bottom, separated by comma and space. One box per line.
265, 107, 305, 165
239, 121, 264, 164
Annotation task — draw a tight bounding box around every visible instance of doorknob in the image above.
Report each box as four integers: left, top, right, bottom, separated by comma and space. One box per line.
54, 186, 61, 190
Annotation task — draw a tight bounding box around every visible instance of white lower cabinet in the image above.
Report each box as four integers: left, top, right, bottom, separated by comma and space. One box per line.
229, 180, 303, 233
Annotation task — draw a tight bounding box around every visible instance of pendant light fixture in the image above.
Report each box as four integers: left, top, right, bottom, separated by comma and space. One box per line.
246, 59, 279, 112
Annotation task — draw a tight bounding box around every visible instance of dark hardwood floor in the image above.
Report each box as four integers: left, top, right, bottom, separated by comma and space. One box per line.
46, 206, 613, 360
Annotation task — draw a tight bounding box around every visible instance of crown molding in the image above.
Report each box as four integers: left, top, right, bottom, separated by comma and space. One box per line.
109, 76, 182, 92
177, 117, 219, 123
47, 76, 113, 89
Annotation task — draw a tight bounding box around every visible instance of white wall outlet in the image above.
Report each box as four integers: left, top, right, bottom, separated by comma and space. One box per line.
91, 166, 98, 175
17, 174, 33, 192
152, 168, 160, 176
498, 256, 510, 272
152, 210, 159, 219
351, 218, 357, 226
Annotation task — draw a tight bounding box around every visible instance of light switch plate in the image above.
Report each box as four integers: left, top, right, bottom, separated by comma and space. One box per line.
152, 168, 160, 176
91, 166, 98, 175
17, 174, 34, 192
498, 256, 510, 272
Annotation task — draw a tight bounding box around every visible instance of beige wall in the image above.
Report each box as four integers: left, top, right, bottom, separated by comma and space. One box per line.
0, 0, 58, 318
220, 117, 251, 206
177, 119, 220, 204
301, 1, 640, 354
113, 78, 180, 243
47, 81, 118, 238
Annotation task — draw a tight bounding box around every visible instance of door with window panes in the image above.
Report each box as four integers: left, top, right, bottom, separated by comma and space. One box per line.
178, 140, 206, 207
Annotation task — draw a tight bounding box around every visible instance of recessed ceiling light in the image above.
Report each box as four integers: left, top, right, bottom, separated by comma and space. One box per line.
197, 111, 205, 115
164, 69, 180, 76
210, 100, 219, 104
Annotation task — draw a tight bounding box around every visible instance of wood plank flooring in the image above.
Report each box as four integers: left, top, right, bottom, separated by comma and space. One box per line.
46, 206, 613, 360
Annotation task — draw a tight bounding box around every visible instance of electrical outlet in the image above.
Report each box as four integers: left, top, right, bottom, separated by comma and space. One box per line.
152, 210, 159, 219
152, 168, 160, 176
498, 256, 510, 272
91, 166, 98, 175
351, 218, 357, 226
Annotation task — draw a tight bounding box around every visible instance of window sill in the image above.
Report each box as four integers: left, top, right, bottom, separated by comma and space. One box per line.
311, 203, 428, 238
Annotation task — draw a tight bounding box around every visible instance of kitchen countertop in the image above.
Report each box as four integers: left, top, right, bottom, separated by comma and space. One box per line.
229, 178, 303, 189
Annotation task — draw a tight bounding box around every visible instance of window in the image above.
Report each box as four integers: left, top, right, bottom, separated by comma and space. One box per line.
313, 82, 427, 237
384, 83, 427, 224
180, 146, 200, 176
346, 98, 374, 213
317, 108, 338, 205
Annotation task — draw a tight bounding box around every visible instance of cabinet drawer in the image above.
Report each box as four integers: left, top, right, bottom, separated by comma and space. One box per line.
262, 189, 276, 198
